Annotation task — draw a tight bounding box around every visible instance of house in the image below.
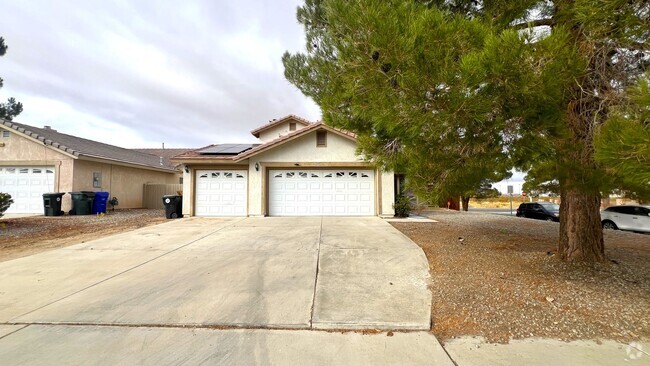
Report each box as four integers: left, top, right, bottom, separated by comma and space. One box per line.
171, 115, 395, 217
0, 120, 181, 214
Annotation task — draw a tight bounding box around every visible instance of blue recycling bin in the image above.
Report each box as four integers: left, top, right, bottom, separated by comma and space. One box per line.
92, 191, 110, 214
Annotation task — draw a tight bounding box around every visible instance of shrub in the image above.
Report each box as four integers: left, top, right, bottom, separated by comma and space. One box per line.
393, 195, 413, 218
0, 192, 14, 218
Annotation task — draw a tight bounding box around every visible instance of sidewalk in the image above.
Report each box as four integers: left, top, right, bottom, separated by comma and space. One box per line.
444, 337, 650, 365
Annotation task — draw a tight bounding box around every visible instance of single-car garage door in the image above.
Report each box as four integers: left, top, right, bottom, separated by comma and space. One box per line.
195, 170, 247, 216
0, 166, 55, 214
269, 169, 375, 216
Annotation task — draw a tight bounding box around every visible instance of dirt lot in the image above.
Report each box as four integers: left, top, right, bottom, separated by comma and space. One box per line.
0, 209, 167, 262
392, 210, 650, 343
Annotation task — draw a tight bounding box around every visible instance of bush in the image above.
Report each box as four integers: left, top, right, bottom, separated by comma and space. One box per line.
393, 195, 413, 218
0, 192, 13, 218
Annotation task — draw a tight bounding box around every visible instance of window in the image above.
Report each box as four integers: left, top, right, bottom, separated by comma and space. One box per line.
324, 173, 332, 178
349, 172, 358, 177
224, 172, 233, 178
336, 171, 345, 178
274, 172, 283, 178
289, 122, 296, 131
299, 172, 307, 178
199, 173, 208, 178
286, 172, 295, 178
316, 130, 327, 147
19, 168, 28, 174
361, 173, 369, 178
311, 173, 319, 178
235, 173, 244, 178
2, 131, 9, 138
211, 172, 220, 178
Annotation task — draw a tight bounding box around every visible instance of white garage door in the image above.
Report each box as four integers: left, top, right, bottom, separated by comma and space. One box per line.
269, 169, 375, 216
195, 170, 247, 216
0, 166, 55, 214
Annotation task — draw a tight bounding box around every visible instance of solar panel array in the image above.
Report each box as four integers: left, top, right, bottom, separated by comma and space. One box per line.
198, 144, 259, 155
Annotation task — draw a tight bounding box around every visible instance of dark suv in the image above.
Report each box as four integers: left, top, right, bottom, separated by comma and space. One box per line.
516, 202, 560, 222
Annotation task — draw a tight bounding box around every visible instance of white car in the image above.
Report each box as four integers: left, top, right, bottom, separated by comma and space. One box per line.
601, 205, 650, 233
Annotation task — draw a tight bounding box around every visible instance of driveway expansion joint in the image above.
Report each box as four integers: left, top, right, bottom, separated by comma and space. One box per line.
309, 216, 323, 328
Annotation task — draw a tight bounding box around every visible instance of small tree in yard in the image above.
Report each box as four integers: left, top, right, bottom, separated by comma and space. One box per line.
284, 0, 649, 262
0, 37, 23, 121
0, 193, 14, 218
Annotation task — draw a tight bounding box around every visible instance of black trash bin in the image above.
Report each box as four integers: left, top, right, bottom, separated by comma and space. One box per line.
162, 195, 183, 219
69, 191, 94, 215
43, 193, 65, 216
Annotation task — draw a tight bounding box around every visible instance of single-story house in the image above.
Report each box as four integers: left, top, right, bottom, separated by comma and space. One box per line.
171, 115, 395, 217
0, 120, 182, 214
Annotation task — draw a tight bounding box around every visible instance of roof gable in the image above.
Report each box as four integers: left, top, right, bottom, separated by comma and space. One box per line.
2, 120, 178, 172
250, 114, 312, 138
235, 122, 356, 162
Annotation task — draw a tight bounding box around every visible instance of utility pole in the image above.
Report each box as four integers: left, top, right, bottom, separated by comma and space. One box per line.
508, 185, 514, 215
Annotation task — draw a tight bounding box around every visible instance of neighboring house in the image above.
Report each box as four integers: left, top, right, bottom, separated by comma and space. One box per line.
0, 120, 181, 214
171, 114, 395, 217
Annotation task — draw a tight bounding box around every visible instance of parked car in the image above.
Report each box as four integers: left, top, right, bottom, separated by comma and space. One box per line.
516, 202, 560, 222
601, 205, 650, 233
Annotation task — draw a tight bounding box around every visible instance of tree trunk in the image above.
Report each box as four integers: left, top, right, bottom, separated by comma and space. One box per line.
557, 100, 606, 262
558, 185, 605, 262
461, 196, 470, 211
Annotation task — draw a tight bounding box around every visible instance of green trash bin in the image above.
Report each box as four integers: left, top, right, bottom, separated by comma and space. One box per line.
69, 192, 93, 215
43, 193, 65, 216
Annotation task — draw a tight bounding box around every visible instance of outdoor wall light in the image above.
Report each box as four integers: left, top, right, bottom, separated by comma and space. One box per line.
184, 165, 189, 173
254, 163, 259, 171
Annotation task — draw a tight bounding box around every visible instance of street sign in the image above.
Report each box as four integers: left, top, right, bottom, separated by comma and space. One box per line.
522, 192, 527, 197
507, 185, 514, 194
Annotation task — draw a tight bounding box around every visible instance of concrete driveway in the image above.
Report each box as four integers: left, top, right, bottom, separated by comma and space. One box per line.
0, 217, 451, 365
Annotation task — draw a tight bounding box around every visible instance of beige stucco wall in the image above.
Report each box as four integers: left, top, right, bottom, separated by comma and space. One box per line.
257, 121, 308, 143
0, 126, 75, 210
73, 159, 179, 209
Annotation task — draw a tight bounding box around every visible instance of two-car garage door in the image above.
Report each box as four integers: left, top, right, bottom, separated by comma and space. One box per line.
269, 169, 375, 216
0, 166, 55, 214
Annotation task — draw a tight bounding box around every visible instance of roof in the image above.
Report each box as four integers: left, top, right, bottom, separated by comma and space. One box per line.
131, 148, 195, 169
235, 122, 356, 161
197, 143, 259, 155
250, 114, 312, 138
2, 120, 179, 172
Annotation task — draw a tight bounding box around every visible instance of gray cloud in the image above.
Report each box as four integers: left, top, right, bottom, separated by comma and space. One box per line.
0, 0, 320, 148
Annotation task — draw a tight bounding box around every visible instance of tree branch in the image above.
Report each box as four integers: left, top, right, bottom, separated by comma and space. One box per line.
511, 18, 554, 30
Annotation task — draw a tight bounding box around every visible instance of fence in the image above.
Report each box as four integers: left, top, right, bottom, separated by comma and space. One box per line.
143, 183, 182, 209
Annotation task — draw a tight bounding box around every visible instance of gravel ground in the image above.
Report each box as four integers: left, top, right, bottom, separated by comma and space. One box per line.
392, 210, 650, 344
0, 209, 167, 262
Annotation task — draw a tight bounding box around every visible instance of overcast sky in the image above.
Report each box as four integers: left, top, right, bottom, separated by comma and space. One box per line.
0, 0, 321, 148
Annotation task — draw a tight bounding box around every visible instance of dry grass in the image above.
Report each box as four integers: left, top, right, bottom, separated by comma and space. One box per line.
392, 211, 650, 343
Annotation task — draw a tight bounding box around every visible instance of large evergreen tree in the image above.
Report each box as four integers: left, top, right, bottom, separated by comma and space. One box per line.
0, 37, 23, 121
284, 0, 648, 262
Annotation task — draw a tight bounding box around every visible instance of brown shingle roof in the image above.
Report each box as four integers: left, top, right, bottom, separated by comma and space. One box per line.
131, 148, 195, 169
2, 120, 178, 172
250, 114, 312, 138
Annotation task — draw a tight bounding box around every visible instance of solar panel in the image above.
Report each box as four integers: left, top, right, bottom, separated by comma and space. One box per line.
198, 144, 259, 155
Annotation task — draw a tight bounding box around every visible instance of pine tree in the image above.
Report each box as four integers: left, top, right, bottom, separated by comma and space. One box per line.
284, 0, 649, 262
0, 37, 23, 121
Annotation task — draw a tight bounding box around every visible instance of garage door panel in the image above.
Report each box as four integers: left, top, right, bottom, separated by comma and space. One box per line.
269, 169, 374, 217
1, 166, 55, 214
195, 170, 247, 217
